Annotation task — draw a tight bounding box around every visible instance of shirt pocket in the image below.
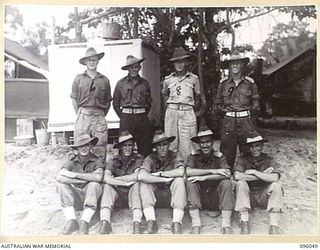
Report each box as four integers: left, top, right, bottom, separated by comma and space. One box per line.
239, 88, 252, 104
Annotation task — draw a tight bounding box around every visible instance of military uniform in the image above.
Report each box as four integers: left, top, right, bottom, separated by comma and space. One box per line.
71, 71, 112, 159
186, 150, 235, 211
162, 71, 200, 161
58, 152, 105, 211
100, 153, 144, 214
139, 150, 186, 210
215, 75, 259, 167
113, 75, 153, 157
234, 153, 283, 213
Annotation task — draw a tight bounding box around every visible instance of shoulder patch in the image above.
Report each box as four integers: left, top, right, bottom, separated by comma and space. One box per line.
213, 151, 223, 158
219, 76, 229, 83
188, 72, 199, 79
165, 73, 174, 80
191, 149, 201, 155
244, 76, 255, 83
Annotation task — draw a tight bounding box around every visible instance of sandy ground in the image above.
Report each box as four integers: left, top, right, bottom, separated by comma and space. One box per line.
1, 128, 318, 236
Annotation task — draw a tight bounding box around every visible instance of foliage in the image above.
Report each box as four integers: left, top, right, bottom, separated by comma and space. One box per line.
258, 21, 316, 67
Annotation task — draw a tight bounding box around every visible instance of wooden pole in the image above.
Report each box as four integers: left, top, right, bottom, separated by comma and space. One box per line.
74, 7, 82, 42
198, 11, 206, 126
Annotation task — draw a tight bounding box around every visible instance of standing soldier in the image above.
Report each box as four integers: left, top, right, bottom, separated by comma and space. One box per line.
215, 50, 260, 168
162, 47, 201, 162
71, 47, 112, 160
113, 55, 153, 157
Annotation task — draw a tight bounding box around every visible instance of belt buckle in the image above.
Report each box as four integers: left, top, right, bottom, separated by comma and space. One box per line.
131, 109, 134, 114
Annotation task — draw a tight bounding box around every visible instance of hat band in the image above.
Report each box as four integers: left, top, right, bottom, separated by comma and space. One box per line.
247, 135, 263, 144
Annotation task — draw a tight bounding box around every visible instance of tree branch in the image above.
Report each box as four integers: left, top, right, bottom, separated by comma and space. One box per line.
217, 7, 278, 34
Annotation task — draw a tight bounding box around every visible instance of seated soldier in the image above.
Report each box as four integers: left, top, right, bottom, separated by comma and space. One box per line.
233, 133, 283, 235
56, 134, 104, 235
98, 131, 144, 234
138, 130, 186, 234
186, 126, 235, 234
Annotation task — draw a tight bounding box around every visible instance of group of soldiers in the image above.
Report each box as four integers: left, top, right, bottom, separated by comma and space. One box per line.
56, 46, 284, 235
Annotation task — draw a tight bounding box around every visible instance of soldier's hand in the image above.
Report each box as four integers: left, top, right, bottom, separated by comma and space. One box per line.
263, 167, 274, 173
188, 176, 206, 183
245, 169, 257, 175
126, 181, 135, 187
215, 169, 231, 178
152, 172, 161, 176
164, 177, 174, 184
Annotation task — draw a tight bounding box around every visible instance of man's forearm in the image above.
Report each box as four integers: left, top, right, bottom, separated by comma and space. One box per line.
234, 172, 259, 181
187, 168, 216, 177
76, 172, 103, 182
138, 170, 171, 183
254, 171, 279, 183
161, 168, 184, 178
113, 105, 122, 118
202, 174, 227, 181
72, 99, 79, 114
56, 175, 88, 184
104, 103, 111, 116
115, 172, 138, 182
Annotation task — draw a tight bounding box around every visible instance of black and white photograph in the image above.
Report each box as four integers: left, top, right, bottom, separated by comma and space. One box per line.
1, 4, 318, 238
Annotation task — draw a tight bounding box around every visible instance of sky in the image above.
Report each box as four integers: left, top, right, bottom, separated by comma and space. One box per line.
6, 4, 318, 51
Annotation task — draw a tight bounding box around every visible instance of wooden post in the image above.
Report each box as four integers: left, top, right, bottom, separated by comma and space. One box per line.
132, 8, 139, 38
74, 7, 82, 42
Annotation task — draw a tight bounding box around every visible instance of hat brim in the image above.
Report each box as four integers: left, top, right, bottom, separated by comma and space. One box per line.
245, 139, 269, 145
71, 137, 98, 148
221, 57, 249, 69
114, 137, 134, 149
152, 136, 175, 146
169, 54, 192, 62
121, 58, 145, 70
191, 134, 219, 143
79, 52, 105, 65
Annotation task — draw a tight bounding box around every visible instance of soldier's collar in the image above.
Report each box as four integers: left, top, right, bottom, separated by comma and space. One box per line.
83, 70, 103, 79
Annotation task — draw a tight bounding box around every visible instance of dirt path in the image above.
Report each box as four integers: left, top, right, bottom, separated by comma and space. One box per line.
1, 128, 317, 236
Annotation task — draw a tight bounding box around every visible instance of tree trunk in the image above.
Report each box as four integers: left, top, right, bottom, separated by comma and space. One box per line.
132, 8, 139, 38
74, 7, 82, 42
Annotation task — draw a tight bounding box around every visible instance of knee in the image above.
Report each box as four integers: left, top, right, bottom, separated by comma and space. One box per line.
171, 177, 185, 187
235, 180, 249, 190
270, 182, 283, 193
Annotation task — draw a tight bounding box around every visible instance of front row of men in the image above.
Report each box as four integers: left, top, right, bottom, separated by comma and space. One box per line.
56, 127, 283, 235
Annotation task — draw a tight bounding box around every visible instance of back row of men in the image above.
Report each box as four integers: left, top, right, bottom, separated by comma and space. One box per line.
71, 46, 259, 167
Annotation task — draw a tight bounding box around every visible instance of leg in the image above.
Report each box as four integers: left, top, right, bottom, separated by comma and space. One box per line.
220, 118, 238, 168
134, 114, 153, 157
74, 112, 90, 140
91, 115, 108, 160
179, 110, 198, 162
186, 181, 202, 229
170, 177, 186, 229
234, 180, 251, 234
256, 182, 284, 233
217, 179, 235, 233
79, 182, 103, 234
164, 108, 178, 153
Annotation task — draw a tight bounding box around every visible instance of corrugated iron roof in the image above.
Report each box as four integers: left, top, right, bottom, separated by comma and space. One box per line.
4, 38, 48, 71
262, 45, 315, 77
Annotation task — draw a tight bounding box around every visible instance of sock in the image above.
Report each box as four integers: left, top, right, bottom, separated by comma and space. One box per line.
81, 208, 95, 223
240, 211, 249, 222
133, 208, 143, 223
269, 212, 281, 227
143, 207, 155, 221
100, 208, 111, 223
221, 210, 232, 228
172, 208, 184, 224
189, 208, 201, 227
63, 206, 76, 221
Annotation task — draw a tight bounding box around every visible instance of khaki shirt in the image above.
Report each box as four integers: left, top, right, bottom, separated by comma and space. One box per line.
215, 76, 259, 112
61, 152, 105, 188
70, 71, 112, 110
106, 153, 144, 177
113, 75, 152, 109
233, 153, 280, 191
162, 71, 200, 106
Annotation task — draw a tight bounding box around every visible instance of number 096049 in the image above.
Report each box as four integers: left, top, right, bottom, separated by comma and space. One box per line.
300, 244, 318, 248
